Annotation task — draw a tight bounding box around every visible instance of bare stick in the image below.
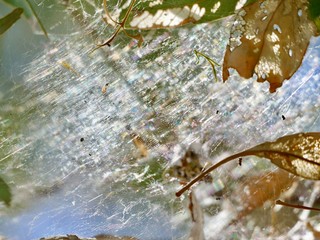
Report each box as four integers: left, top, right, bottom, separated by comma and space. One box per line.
276, 200, 320, 212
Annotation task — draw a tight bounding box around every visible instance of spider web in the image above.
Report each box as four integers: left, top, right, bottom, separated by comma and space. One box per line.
1, 0, 320, 239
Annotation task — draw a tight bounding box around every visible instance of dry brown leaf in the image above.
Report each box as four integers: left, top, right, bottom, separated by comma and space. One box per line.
176, 132, 320, 197
307, 222, 320, 239
251, 132, 320, 180
223, 0, 319, 92
39, 235, 82, 240
234, 170, 294, 221
40, 234, 138, 240
94, 234, 138, 240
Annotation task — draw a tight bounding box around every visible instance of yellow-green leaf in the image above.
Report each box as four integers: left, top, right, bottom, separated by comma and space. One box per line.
0, 176, 11, 207
0, 8, 23, 35
2, 0, 48, 38
2, 0, 32, 18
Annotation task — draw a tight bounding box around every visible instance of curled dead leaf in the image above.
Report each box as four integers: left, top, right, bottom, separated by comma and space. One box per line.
223, 0, 319, 92
176, 132, 320, 197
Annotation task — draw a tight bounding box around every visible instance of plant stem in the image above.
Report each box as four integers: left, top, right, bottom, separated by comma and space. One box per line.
24, 0, 49, 39
175, 148, 320, 197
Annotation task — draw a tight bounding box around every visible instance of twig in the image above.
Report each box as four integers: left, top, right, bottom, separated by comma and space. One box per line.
175, 149, 318, 197
92, 0, 142, 52
276, 200, 320, 212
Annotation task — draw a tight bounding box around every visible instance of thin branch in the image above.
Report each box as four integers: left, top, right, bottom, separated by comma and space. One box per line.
121, 0, 136, 28
92, 0, 141, 52
276, 200, 320, 212
176, 148, 319, 197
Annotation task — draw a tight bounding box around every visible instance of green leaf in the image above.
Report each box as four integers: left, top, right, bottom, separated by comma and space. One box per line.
309, 0, 320, 32
2, 0, 32, 18
2, 0, 48, 38
107, 0, 257, 29
0, 176, 11, 207
176, 132, 320, 197
97, 0, 258, 47
0, 7, 23, 35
